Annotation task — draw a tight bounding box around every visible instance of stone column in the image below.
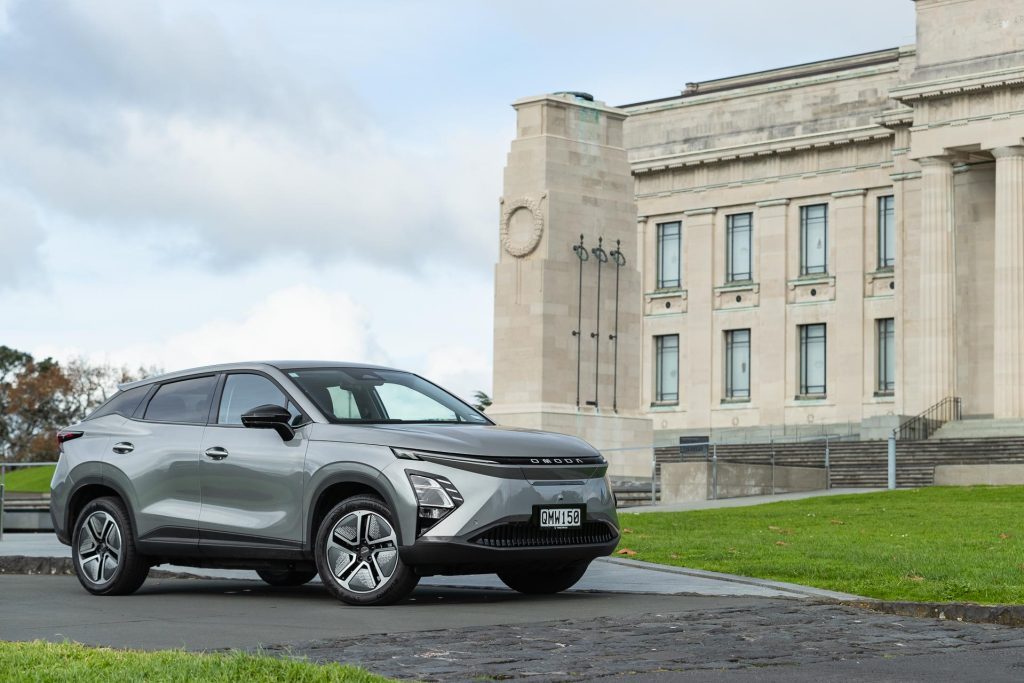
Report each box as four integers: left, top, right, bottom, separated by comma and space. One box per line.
992, 146, 1024, 418
918, 156, 956, 409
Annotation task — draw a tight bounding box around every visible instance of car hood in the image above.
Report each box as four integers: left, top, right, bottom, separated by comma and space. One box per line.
307, 422, 600, 460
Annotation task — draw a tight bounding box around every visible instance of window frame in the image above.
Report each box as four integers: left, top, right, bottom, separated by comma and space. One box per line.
654, 334, 680, 404
877, 195, 895, 270
798, 323, 827, 397
876, 318, 895, 395
656, 221, 682, 289
724, 328, 751, 401
725, 213, 753, 283
799, 204, 829, 276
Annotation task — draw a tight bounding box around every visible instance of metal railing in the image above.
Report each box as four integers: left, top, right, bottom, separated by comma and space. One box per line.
0, 461, 57, 541
895, 396, 961, 441
606, 436, 837, 506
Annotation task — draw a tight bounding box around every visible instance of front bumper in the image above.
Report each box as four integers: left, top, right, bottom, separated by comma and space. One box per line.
382, 454, 620, 576
400, 517, 619, 576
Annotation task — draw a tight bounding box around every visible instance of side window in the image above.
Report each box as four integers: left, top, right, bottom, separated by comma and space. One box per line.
218, 373, 288, 425
86, 385, 150, 421
144, 376, 217, 424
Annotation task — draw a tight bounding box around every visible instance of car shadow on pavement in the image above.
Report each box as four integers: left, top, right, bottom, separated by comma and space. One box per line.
134, 578, 607, 607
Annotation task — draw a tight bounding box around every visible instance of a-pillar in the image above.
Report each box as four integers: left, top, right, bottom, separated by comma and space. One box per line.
992, 146, 1024, 418
918, 156, 956, 409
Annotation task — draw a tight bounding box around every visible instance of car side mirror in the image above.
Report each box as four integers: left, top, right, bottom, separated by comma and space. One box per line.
241, 404, 296, 442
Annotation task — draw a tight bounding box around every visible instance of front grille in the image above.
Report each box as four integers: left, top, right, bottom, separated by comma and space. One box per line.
471, 521, 617, 548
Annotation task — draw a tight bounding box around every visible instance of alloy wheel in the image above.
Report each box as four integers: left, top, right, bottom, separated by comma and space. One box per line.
324, 510, 399, 593
77, 510, 122, 584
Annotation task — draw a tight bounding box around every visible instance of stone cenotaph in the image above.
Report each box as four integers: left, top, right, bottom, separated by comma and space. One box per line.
488, 92, 653, 478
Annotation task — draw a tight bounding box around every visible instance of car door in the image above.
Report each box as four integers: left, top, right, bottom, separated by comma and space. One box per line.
198, 372, 309, 551
105, 375, 216, 546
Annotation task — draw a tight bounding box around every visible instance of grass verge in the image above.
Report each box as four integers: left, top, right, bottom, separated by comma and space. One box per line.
0, 641, 392, 683
1, 465, 56, 493
617, 486, 1024, 604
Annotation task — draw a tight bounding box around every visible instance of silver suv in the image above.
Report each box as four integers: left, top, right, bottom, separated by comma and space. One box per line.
50, 362, 619, 605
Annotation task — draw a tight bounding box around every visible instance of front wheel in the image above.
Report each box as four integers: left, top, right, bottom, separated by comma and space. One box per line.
498, 561, 590, 595
314, 495, 419, 606
71, 496, 149, 596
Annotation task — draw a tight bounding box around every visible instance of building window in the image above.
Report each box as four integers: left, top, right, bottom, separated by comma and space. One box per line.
798, 324, 826, 396
800, 204, 828, 276
656, 221, 681, 289
726, 213, 753, 282
876, 318, 895, 395
724, 329, 751, 400
654, 334, 679, 403
878, 195, 895, 270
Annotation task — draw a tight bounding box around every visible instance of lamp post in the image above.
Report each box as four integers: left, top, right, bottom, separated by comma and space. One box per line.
589, 237, 608, 409
571, 235, 589, 409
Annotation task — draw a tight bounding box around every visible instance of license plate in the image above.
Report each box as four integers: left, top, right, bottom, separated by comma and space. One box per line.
537, 506, 583, 529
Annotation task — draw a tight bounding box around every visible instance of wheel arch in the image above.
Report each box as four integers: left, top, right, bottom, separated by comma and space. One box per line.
65, 475, 137, 540
306, 470, 404, 552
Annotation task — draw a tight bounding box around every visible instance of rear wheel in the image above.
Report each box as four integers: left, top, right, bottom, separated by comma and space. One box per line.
314, 495, 419, 606
71, 496, 149, 596
256, 567, 318, 587
498, 561, 590, 595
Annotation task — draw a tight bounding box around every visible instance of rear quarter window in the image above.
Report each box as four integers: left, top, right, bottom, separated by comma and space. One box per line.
85, 385, 151, 421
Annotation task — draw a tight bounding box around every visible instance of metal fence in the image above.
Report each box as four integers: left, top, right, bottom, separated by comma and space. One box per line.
0, 461, 57, 541
604, 434, 843, 506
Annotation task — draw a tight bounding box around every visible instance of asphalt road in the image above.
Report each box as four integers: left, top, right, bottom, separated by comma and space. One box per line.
4, 575, 1024, 681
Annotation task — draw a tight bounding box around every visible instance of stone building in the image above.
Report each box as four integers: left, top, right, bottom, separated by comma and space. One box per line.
490, 0, 1024, 474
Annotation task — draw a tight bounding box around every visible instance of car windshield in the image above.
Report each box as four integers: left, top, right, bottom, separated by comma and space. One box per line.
284, 367, 491, 425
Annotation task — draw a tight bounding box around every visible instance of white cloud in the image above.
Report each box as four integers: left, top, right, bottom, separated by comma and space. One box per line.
0, 0, 500, 274
0, 191, 45, 290
424, 345, 492, 404
103, 284, 383, 374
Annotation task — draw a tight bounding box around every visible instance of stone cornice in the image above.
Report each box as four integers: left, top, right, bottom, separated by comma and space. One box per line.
873, 107, 915, 129
890, 65, 1024, 102
631, 126, 894, 175
623, 52, 904, 113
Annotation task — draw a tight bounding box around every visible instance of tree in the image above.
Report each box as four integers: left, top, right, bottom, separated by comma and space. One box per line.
473, 390, 492, 412
0, 346, 161, 462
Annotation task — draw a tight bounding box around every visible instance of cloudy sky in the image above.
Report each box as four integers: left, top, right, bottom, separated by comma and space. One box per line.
0, 0, 916, 401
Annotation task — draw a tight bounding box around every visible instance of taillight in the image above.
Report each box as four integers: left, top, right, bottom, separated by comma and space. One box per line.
57, 430, 84, 453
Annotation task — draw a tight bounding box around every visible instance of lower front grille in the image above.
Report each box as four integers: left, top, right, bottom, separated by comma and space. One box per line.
471, 521, 617, 548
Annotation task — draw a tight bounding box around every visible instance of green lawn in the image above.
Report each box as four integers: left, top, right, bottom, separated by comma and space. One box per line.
2, 465, 56, 493
0, 641, 392, 683
617, 486, 1024, 604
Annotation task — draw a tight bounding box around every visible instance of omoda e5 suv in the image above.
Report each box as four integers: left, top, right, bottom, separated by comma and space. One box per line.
50, 362, 619, 605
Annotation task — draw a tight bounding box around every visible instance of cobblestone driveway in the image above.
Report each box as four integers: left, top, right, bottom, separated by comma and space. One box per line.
276, 600, 1024, 681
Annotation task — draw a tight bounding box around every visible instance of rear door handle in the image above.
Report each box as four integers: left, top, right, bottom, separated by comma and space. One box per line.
204, 446, 229, 460
112, 442, 134, 455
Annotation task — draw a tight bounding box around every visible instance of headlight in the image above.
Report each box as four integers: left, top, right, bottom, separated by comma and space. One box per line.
406, 472, 463, 535
410, 474, 455, 509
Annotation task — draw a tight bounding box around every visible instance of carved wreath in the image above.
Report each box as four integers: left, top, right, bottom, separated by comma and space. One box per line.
499, 195, 545, 257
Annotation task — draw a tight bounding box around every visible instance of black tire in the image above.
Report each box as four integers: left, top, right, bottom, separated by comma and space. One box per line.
314, 495, 419, 606
498, 561, 590, 595
71, 496, 149, 596
256, 567, 318, 587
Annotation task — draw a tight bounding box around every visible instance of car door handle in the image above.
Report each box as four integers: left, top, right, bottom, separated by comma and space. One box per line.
112, 442, 134, 455
204, 446, 229, 460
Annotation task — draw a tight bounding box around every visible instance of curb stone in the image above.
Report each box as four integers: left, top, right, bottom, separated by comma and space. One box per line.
0, 555, 211, 580
845, 599, 1024, 627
